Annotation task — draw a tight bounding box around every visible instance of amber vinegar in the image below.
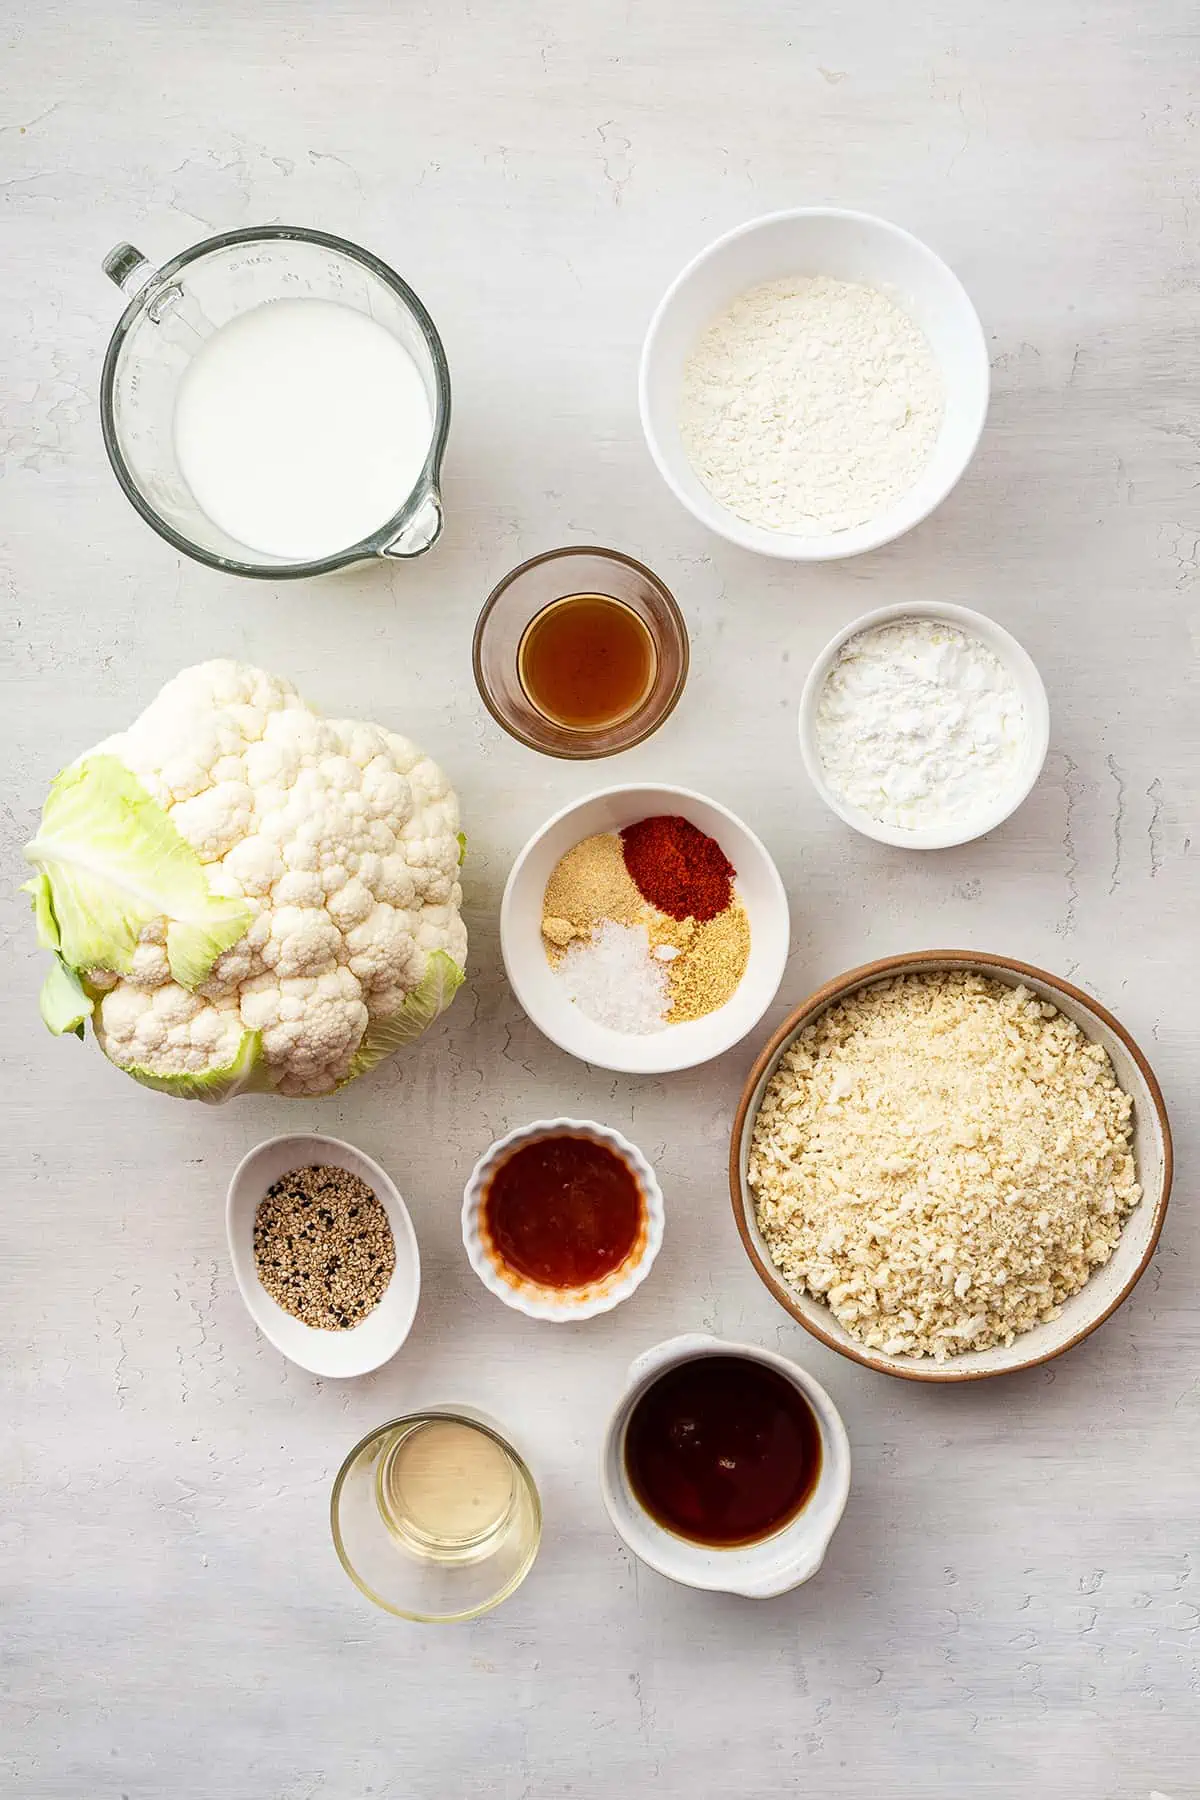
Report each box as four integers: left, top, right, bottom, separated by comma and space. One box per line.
517, 592, 657, 731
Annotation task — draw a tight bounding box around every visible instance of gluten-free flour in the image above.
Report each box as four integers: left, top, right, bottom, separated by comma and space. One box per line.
679, 276, 943, 536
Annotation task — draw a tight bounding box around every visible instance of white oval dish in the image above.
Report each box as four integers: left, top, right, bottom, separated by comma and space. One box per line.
500, 783, 790, 1074
226, 1132, 421, 1378
462, 1118, 664, 1322
798, 600, 1050, 849
639, 207, 989, 561
601, 1333, 852, 1597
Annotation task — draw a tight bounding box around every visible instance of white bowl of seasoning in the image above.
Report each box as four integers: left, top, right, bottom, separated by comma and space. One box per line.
640, 207, 988, 561
798, 600, 1050, 849
226, 1133, 421, 1378
500, 783, 790, 1074
600, 1333, 852, 1597
462, 1119, 664, 1322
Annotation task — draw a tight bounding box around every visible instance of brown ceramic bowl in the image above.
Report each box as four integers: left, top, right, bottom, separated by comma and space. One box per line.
729, 951, 1173, 1383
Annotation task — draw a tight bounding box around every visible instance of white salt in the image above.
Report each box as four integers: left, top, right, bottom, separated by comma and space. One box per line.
557, 919, 669, 1033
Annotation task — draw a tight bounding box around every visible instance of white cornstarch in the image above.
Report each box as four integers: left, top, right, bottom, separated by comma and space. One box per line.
748, 974, 1141, 1360
679, 276, 944, 535
815, 616, 1027, 832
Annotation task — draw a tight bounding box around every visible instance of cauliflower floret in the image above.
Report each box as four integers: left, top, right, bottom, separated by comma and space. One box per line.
272, 870, 327, 909
127, 941, 171, 988
372, 856, 418, 909
325, 878, 375, 930
345, 904, 426, 991
222, 834, 285, 896
95, 983, 248, 1078
237, 971, 283, 1033
259, 968, 369, 1097
170, 782, 256, 860
260, 905, 343, 979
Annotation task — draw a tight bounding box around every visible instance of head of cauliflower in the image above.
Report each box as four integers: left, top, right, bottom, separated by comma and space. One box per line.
24, 661, 467, 1100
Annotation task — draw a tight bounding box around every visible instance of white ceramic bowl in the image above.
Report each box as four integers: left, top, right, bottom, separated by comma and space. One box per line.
639, 207, 989, 560
500, 783, 790, 1074
226, 1133, 421, 1378
730, 952, 1174, 1383
601, 1333, 852, 1597
798, 600, 1050, 849
462, 1118, 664, 1322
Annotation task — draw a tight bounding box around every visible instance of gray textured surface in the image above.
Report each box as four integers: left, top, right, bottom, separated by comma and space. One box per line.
2, 4, 1197, 1796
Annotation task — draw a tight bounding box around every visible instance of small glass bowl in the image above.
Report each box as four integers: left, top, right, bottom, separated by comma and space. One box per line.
330, 1411, 541, 1623
473, 545, 689, 759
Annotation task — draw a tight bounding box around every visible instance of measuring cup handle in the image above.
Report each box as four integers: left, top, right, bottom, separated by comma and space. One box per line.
102, 243, 157, 300
379, 490, 443, 560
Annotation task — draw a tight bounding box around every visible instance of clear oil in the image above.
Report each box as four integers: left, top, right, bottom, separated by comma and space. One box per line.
375, 1418, 518, 1564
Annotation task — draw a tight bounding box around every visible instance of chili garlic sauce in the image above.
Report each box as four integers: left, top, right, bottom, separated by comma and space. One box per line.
481, 1133, 643, 1289
625, 1355, 821, 1546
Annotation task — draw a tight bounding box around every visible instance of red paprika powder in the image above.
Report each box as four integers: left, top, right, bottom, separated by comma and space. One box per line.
620, 814, 735, 922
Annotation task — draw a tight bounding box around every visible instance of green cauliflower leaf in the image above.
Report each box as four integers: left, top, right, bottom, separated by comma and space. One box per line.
39, 957, 94, 1039
23, 755, 253, 991
109, 1027, 267, 1104
343, 950, 464, 1084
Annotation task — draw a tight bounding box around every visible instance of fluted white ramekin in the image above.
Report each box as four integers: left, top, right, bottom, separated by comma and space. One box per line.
462, 1118, 665, 1322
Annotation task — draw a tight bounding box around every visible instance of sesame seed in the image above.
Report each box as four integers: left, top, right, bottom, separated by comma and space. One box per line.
252, 1164, 395, 1332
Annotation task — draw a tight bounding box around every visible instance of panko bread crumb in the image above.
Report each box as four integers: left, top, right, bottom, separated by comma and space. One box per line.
748, 973, 1141, 1359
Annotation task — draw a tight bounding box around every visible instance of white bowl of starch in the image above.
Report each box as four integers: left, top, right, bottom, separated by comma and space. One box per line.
798, 601, 1050, 850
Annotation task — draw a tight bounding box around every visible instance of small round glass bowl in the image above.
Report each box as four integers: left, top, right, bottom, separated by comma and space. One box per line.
472, 546, 689, 759
331, 1411, 542, 1623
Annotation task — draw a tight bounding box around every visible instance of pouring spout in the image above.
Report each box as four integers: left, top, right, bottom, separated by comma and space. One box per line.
103, 242, 157, 300
380, 492, 443, 560
730, 1551, 825, 1599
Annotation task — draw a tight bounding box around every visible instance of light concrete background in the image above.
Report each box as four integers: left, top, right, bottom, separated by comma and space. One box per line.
2, 3, 1197, 1795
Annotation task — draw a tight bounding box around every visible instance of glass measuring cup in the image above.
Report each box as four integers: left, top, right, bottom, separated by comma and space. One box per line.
100, 226, 450, 578
331, 1411, 541, 1622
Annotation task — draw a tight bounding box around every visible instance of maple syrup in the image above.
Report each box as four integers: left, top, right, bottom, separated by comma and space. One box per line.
517, 592, 657, 731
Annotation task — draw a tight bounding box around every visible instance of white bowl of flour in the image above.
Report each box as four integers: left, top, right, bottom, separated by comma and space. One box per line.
798, 601, 1050, 849
639, 208, 989, 560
